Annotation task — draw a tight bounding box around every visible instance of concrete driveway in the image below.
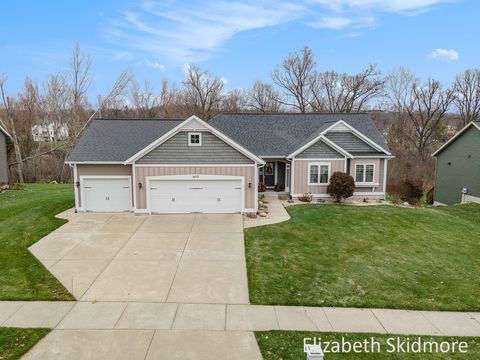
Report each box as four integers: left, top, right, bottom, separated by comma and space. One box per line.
29, 212, 249, 304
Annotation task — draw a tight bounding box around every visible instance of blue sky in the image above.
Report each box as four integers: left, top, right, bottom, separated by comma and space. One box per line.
1, 0, 478, 99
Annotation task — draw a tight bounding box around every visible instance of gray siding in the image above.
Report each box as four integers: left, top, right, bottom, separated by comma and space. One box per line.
0, 133, 8, 183
137, 131, 253, 164
435, 126, 480, 204
297, 139, 343, 159
325, 132, 378, 153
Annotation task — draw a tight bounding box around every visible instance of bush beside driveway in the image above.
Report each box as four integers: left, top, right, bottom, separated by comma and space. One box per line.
0, 184, 74, 300
245, 204, 480, 311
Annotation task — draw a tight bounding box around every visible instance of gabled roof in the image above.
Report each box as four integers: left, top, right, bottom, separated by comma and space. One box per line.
0, 120, 12, 139
210, 112, 390, 157
66, 118, 183, 162
124, 115, 265, 164
432, 120, 480, 157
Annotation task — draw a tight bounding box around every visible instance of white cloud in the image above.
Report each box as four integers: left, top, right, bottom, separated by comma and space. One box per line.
429, 48, 459, 62
310, 16, 352, 29
143, 59, 166, 71
310, 0, 454, 14
104, 0, 305, 64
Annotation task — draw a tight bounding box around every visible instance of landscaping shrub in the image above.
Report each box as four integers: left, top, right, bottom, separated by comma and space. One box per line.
387, 178, 424, 204
258, 181, 267, 192
274, 183, 284, 192
327, 171, 355, 202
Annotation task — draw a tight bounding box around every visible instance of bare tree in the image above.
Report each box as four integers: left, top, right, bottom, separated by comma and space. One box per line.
70, 43, 93, 109
43, 73, 70, 146
453, 68, 480, 127
246, 80, 281, 112
183, 65, 224, 119
0, 74, 24, 182
271, 46, 315, 112
405, 79, 455, 160
310, 64, 385, 112
221, 89, 248, 112
94, 69, 134, 120
130, 78, 158, 118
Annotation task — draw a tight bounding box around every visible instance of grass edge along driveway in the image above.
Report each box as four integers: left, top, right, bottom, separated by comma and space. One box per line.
0, 184, 74, 300
255, 331, 480, 359
245, 203, 480, 311
0, 328, 50, 360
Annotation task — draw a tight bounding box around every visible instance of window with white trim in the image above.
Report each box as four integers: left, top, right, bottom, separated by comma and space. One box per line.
355, 163, 374, 183
308, 163, 330, 185
188, 132, 202, 146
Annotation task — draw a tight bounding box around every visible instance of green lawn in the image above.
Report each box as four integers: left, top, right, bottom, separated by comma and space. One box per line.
245, 204, 480, 311
256, 331, 480, 359
0, 328, 49, 360
0, 184, 74, 300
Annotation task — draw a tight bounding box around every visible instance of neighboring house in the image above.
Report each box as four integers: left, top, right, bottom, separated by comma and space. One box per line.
66, 113, 393, 214
32, 123, 69, 142
0, 120, 12, 183
433, 121, 480, 205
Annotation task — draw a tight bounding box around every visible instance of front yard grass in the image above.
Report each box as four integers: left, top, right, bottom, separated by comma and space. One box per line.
0, 184, 74, 300
0, 328, 50, 360
245, 204, 480, 310
256, 331, 480, 359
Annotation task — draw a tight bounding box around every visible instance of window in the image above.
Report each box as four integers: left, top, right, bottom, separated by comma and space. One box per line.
188, 132, 202, 146
355, 164, 375, 183
308, 163, 330, 185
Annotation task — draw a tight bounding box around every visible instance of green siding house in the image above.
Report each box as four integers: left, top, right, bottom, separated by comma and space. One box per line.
433, 121, 480, 205
0, 121, 11, 184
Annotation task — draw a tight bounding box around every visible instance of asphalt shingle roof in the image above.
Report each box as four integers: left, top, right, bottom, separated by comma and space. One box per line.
66, 119, 182, 162
210, 112, 390, 156
67, 113, 390, 162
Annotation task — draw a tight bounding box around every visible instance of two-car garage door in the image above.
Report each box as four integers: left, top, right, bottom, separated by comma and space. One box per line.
148, 179, 242, 213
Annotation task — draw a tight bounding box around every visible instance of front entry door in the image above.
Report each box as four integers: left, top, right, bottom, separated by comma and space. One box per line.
264, 162, 275, 187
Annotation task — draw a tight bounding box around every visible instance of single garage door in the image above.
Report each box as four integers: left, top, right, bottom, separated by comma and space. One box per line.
149, 179, 242, 213
82, 177, 132, 212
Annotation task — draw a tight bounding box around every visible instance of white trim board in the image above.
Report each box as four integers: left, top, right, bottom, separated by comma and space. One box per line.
134, 163, 256, 168
124, 115, 265, 165
288, 135, 352, 159
320, 120, 392, 155
66, 161, 126, 165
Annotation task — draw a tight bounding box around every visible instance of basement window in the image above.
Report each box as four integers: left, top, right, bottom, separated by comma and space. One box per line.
188, 132, 202, 146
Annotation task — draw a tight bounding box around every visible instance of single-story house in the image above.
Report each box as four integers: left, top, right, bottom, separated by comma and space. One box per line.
433, 120, 480, 205
0, 120, 11, 183
66, 113, 393, 214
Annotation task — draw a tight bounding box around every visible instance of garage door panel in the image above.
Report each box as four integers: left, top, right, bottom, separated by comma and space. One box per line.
149, 179, 242, 214
83, 178, 132, 212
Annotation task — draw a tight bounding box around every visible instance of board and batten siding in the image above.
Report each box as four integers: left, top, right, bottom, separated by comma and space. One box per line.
76, 164, 133, 208
296, 139, 343, 159
293, 159, 345, 194
0, 133, 8, 183
136, 166, 256, 210
137, 131, 253, 164
349, 158, 384, 193
434, 125, 480, 204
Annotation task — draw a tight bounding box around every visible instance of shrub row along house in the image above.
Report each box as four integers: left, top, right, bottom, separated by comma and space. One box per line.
66, 113, 393, 213
433, 120, 480, 205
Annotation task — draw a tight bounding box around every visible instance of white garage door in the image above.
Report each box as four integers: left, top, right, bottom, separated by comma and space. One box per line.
82, 177, 132, 212
149, 179, 242, 214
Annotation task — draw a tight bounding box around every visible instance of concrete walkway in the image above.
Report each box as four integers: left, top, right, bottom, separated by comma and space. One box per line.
243, 196, 290, 228
2, 301, 480, 337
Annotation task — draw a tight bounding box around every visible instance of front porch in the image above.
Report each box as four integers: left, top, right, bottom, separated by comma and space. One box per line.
259, 159, 291, 192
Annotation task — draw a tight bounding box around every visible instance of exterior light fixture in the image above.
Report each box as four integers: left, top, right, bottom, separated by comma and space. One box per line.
248, 182, 252, 188
138, 182, 143, 189
75, 181, 80, 187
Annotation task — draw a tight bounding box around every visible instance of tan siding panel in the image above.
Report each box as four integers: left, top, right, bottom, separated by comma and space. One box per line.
135, 166, 255, 210
293, 159, 345, 195
349, 158, 384, 193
